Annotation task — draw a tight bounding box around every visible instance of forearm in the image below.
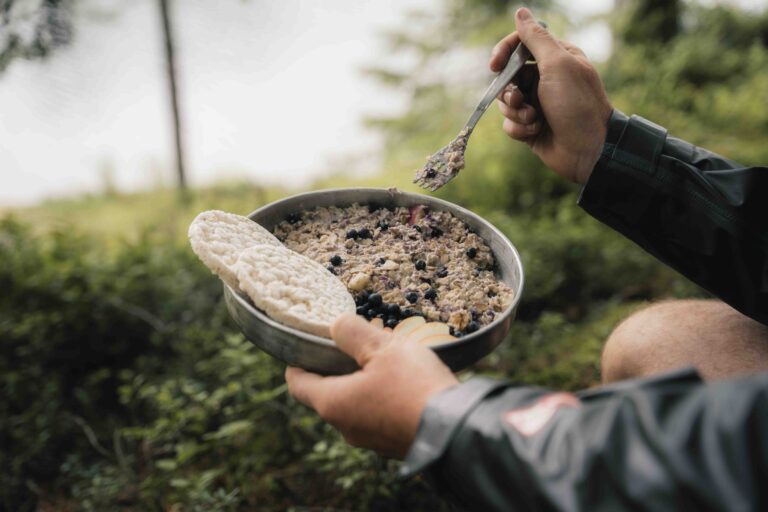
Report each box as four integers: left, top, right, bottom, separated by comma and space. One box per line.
579, 110, 768, 325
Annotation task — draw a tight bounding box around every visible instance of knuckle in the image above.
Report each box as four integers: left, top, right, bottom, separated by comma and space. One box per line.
531, 24, 549, 39
551, 52, 575, 69
579, 60, 598, 78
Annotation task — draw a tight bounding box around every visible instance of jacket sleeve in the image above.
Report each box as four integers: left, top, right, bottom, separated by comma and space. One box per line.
578, 110, 768, 326
401, 370, 768, 512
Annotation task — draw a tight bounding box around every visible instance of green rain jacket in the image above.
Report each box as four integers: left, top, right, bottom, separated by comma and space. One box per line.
400, 110, 768, 511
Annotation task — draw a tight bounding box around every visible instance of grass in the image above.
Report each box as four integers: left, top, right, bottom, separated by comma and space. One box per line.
5, 160, 434, 242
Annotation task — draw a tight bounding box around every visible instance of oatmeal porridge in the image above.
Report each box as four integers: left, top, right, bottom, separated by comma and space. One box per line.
273, 203, 513, 337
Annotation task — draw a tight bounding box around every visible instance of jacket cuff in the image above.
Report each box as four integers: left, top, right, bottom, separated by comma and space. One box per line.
399, 377, 506, 478
579, 110, 668, 209
596, 110, 669, 174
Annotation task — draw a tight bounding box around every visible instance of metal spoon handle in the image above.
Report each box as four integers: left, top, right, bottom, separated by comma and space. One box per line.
465, 41, 531, 131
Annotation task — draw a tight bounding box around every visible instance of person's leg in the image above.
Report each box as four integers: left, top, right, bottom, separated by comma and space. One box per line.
601, 300, 768, 384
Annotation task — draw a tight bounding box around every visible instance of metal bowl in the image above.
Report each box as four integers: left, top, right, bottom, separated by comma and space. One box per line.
223, 187, 524, 375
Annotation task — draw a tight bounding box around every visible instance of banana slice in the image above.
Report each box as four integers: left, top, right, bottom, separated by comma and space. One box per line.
418, 333, 458, 346
408, 322, 451, 343
393, 316, 426, 337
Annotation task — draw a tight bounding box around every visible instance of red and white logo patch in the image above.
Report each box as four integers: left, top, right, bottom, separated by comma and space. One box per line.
503, 393, 581, 436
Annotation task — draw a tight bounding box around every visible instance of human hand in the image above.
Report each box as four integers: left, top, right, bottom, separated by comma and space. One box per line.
285, 313, 459, 458
490, 7, 613, 184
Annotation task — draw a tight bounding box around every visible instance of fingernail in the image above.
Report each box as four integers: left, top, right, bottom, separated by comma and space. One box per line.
526, 123, 538, 134
491, 44, 500, 57
518, 108, 528, 122
516, 7, 532, 21
503, 91, 512, 105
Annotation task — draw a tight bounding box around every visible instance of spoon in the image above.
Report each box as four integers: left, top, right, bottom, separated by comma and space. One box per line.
413, 31, 541, 191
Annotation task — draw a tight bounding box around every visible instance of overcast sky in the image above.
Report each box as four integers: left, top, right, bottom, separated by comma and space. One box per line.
0, 0, 763, 206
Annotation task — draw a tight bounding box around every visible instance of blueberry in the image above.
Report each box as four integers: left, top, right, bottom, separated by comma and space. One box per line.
449, 326, 455, 336
465, 321, 480, 334
425, 168, 437, 178
346, 229, 358, 239
386, 304, 401, 317
419, 277, 432, 284
436, 268, 448, 278
415, 260, 426, 271
405, 292, 419, 304
466, 247, 478, 258
430, 227, 443, 238
401, 308, 414, 318
377, 220, 389, 231
487, 290, 497, 298
384, 317, 399, 329
424, 288, 437, 301
455, 331, 465, 338
358, 227, 372, 239
356, 305, 368, 316
355, 293, 368, 306
413, 225, 422, 233
368, 293, 383, 308
286, 212, 302, 224
366, 309, 378, 320
326, 266, 336, 275
330, 255, 343, 267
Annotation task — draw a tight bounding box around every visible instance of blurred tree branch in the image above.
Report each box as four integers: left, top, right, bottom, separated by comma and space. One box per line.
0, 0, 74, 73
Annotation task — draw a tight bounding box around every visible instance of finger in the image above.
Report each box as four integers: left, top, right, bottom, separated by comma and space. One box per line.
285, 366, 326, 409
514, 7, 564, 63
285, 366, 359, 420
490, 32, 521, 73
330, 313, 393, 367
502, 117, 542, 140
496, 99, 538, 125
496, 85, 525, 109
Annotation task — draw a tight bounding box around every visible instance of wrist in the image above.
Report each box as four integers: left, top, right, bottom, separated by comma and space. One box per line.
575, 105, 613, 184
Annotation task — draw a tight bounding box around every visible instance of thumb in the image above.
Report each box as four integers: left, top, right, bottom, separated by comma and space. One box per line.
330, 313, 393, 367
515, 7, 561, 63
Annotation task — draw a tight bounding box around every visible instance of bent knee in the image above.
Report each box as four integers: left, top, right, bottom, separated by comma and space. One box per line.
601, 300, 768, 383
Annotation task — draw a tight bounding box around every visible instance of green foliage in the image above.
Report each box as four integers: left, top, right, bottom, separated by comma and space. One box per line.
3, 0, 767, 510
0, 214, 451, 511
605, 2, 768, 165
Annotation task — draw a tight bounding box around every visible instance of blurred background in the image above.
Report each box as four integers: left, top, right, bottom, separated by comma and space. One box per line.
2, 0, 767, 510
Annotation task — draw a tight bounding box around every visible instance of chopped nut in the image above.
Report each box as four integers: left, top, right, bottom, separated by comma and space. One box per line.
348, 272, 371, 292
381, 260, 399, 270
449, 311, 471, 331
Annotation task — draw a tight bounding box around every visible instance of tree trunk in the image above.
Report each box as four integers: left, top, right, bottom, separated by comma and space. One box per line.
158, 0, 187, 191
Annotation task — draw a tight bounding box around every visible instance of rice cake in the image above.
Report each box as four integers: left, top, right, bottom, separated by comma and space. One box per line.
235, 243, 355, 338
188, 210, 281, 290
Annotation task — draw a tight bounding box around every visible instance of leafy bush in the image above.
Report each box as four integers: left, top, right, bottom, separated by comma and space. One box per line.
0, 216, 452, 510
